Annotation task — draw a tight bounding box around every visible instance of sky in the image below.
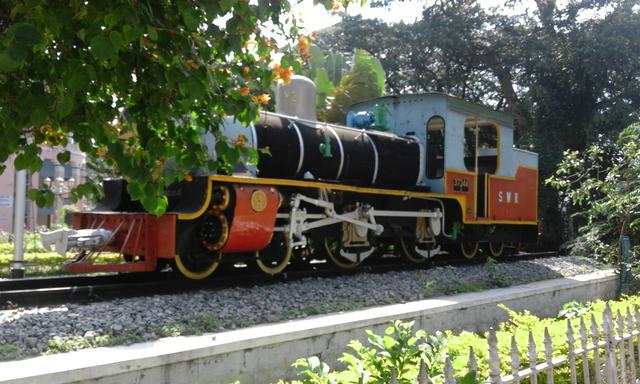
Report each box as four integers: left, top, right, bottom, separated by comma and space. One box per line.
290, 0, 537, 32
291, 0, 427, 31
289, 0, 620, 33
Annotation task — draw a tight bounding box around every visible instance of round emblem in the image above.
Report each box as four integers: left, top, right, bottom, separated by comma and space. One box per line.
250, 190, 268, 212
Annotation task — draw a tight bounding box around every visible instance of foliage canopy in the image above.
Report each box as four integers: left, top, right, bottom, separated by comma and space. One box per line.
546, 124, 640, 263
0, 1, 335, 214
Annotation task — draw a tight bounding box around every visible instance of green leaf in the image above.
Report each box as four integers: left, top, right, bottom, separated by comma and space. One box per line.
29, 108, 47, 126
110, 31, 125, 49
0, 52, 20, 72
353, 49, 385, 96
90, 34, 115, 61
151, 196, 168, 216
57, 151, 71, 165
215, 138, 229, 158
224, 147, 240, 165
182, 77, 206, 101
68, 66, 91, 93
27, 189, 41, 202
126, 181, 144, 201
7, 42, 27, 63
14, 148, 42, 172
43, 189, 54, 207
122, 25, 138, 42
13, 23, 42, 46
181, 8, 199, 31
56, 94, 74, 118
147, 26, 158, 41
14, 153, 31, 170
220, 0, 235, 12
308, 44, 326, 70
202, 2, 220, 21
314, 68, 334, 95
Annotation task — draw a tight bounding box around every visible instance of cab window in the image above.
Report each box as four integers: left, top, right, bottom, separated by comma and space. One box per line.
463, 117, 498, 174
426, 116, 445, 179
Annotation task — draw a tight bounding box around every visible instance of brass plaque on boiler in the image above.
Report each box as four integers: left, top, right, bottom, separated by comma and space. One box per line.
250, 190, 268, 212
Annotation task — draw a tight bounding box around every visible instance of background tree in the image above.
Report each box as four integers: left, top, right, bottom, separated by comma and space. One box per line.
299, 45, 385, 122
546, 123, 640, 263
0, 1, 339, 214
323, 49, 385, 123
316, 0, 640, 248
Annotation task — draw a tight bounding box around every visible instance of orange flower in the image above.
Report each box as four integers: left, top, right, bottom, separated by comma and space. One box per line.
96, 147, 106, 157
273, 63, 293, 84
185, 59, 199, 69
331, 1, 341, 11
235, 133, 248, 147
184, 174, 193, 182
298, 36, 309, 55
252, 93, 271, 106
243, 66, 250, 75
239, 86, 250, 96
258, 94, 271, 105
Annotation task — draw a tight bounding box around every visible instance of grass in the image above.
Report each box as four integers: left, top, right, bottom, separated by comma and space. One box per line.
0, 251, 123, 278
33, 313, 222, 360
44, 331, 146, 356
422, 258, 514, 297
0, 344, 19, 361
0, 231, 121, 278
157, 314, 222, 338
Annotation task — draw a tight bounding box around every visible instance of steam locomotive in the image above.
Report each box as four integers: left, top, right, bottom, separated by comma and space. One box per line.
42, 76, 538, 279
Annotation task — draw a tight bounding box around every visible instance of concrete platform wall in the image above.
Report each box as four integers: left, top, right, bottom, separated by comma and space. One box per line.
0, 270, 618, 384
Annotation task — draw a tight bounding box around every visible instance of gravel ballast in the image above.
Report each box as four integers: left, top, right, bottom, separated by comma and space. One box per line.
0, 256, 608, 361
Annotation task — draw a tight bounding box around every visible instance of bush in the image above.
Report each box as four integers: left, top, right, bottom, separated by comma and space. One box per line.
284, 296, 640, 383
289, 321, 447, 384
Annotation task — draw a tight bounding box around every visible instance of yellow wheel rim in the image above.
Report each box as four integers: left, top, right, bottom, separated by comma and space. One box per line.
399, 237, 428, 264
174, 252, 220, 280
460, 241, 479, 259
255, 244, 292, 275
324, 238, 361, 269
489, 242, 504, 257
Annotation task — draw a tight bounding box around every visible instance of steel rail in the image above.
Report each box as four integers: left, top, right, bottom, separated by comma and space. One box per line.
0, 251, 559, 308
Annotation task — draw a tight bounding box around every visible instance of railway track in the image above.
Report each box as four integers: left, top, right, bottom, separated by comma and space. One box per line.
0, 251, 558, 308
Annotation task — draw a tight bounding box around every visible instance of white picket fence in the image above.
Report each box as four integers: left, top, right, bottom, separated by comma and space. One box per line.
379, 303, 640, 384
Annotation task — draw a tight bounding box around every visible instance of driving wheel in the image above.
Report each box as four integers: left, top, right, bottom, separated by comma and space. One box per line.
460, 240, 479, 259
255, 232, 292, 275
323, 223, 375, 269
